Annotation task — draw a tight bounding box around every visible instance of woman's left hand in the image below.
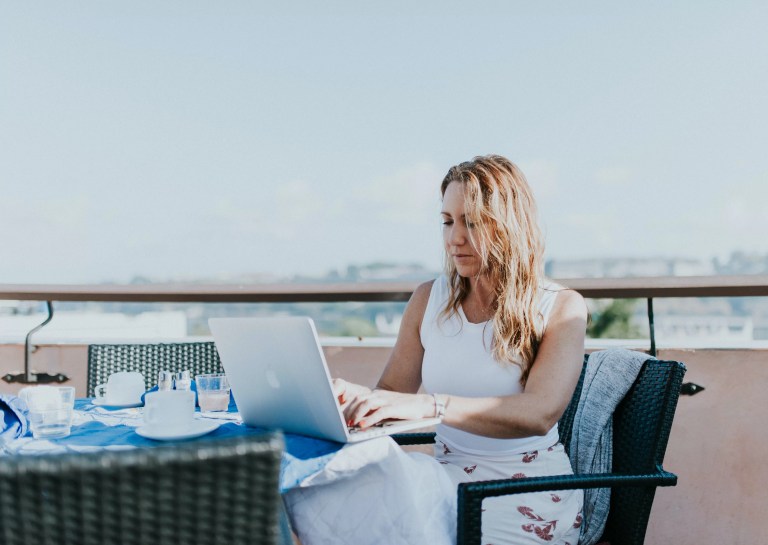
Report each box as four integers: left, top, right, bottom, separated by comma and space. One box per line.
343, 389, 434, 429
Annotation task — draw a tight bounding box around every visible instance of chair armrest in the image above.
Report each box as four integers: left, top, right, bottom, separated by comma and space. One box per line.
391, 432, 436, 445
460, 467, 678, 499
456, 468, 677, 545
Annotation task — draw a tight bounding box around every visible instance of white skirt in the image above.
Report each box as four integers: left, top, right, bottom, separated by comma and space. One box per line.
436, 438, 583, 545
284, 437, 583, 545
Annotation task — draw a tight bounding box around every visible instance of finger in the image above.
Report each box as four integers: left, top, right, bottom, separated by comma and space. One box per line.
358, 404, 398, 428
339, 388, 371, 412
331, 379, 346, 398
342, 396, 366, 423
347, 398, 371, 425
348, 397, 381, 426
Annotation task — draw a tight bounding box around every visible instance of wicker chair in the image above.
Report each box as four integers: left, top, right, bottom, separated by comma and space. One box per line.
87, 342, 224, 396
394, 355, 686, 545
0, 432, 285, 545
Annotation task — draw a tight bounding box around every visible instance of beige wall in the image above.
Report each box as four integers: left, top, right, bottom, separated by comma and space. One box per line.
0, 344, 88, 396
1, 343, 766, 544
647, 348, 768, 545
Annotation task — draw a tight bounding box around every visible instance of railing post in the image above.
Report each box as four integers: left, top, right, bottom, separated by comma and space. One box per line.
25, 301, 54, 381
647, 297, 656, 357
2, 300, 69, 385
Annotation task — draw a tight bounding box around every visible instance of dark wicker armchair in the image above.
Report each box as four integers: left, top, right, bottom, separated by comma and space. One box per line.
0, 432, 285, 545
394, 355, 686, 545
87, 342, 224, 396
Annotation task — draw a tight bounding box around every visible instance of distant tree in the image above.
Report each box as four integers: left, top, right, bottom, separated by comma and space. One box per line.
331, 317, 380, 338
587, 299, 643, 339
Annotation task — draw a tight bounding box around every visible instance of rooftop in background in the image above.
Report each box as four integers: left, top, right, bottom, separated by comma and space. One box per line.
546, 251, 768, 279
546, 257, 716, 278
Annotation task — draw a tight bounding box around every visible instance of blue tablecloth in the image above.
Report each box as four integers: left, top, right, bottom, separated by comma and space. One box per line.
2, 397, 343, 493
0, 394, 28, 442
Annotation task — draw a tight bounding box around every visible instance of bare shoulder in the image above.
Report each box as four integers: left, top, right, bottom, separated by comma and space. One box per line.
410, 280, 435, 308
402, 280, 435, 321
551, 288, 588, 322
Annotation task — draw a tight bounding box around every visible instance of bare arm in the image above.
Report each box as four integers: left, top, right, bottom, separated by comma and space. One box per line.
345, 288, 587, 436
375, 280, 433, 393
339, 281, 434, 426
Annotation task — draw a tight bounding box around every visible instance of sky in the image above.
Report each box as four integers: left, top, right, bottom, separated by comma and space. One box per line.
1, 1, 767, 284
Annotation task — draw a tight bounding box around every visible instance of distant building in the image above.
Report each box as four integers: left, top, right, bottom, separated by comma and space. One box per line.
714, 252, 768, 275
374, 313, 402, 335
546, 257, 716, 278
0, 311, 188, 343
654, 315, 754, 345
344, 262, 437, 282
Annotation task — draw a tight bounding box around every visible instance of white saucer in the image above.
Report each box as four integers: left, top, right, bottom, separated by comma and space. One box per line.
135, 420, 220, 441
92, 398, 143, 409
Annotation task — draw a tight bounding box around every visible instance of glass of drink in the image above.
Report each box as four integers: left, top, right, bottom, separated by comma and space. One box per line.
19, 386, 76, 439
196, 373, 230, 412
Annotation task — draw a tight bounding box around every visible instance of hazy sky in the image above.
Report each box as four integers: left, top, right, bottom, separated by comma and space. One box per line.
1, 2, 767, 284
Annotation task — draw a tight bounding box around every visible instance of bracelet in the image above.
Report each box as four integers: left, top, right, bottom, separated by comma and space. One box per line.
432, 393, 447, 419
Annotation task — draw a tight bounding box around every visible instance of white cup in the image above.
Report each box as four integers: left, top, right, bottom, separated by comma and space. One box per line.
143, 390, 195, 430
95, 371, 146, 405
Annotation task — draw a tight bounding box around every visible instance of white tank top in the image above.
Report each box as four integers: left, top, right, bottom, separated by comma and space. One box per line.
421, 275, 562, 455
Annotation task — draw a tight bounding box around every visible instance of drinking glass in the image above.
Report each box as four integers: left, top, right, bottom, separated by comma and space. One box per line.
196, 373, 231, 412
20, 386, 76, 439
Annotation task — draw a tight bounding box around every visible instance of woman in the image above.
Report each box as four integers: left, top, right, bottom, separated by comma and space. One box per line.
286, 155, 586, 545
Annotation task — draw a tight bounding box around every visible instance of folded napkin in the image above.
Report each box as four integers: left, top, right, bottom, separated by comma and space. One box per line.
0, 394, 30, 442
140, 381, 238, 411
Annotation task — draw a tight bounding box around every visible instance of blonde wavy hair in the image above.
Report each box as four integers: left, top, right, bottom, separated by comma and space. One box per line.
440, 154, 546, 385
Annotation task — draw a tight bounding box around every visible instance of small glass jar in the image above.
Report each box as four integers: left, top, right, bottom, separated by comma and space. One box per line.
157, 370, 174, 391
174, 370, 192, 391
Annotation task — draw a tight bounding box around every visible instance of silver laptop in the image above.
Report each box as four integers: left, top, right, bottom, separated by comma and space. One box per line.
208, 316, 441, 443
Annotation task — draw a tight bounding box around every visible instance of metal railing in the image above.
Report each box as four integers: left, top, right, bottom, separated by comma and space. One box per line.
4, 275, 768, 302
2, 274, 768, 385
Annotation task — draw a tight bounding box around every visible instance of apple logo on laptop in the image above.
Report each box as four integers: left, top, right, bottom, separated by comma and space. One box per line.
265, 368, 281, 389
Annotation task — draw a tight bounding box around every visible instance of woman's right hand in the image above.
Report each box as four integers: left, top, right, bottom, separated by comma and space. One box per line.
332, 378, 371, 408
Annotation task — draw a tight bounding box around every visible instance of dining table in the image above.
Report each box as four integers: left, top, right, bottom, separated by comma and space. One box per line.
1, 391, 440, 545
0, 395, 346, 494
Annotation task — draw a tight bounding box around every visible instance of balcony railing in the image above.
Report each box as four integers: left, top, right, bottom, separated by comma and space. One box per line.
4, 274, 768, 302
3, 274, 768, 375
